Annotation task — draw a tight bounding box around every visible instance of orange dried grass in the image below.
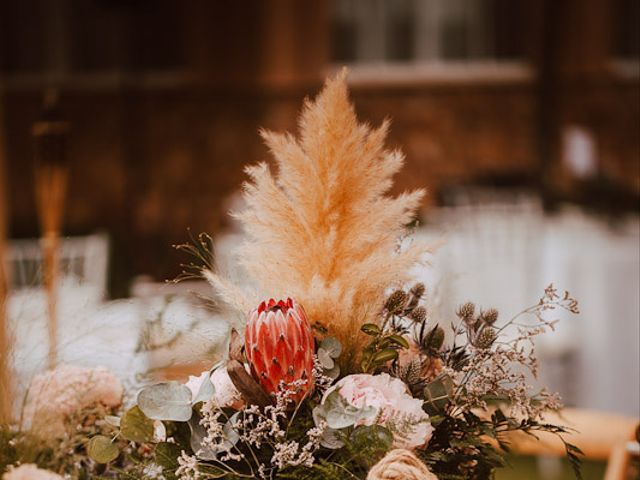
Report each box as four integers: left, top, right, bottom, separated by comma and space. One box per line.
207, 70, 430, 365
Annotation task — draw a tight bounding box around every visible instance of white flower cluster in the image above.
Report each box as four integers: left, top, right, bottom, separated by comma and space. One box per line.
22, 364, 123, 439
175, 451, 200, 480
448, 286, 574, 419
2, 464, 64, 480
177, 378, 326, 480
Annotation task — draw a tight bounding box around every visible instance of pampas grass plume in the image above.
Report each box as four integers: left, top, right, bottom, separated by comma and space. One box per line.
207, 70, 430, 367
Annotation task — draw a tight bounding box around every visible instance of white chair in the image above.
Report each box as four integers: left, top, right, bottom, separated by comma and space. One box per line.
6, 233, 109, 300
5, 233, 110, 413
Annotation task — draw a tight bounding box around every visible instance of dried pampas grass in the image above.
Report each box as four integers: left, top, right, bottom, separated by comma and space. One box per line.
207, 70, 430, 365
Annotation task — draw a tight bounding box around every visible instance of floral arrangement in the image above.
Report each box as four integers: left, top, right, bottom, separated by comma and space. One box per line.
0, 71, 583, 479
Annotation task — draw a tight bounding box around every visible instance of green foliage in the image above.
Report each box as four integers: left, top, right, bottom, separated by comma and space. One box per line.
359, 323, 406, 373
1, 425, 21, 472
87, 435, 119, 464
120, 406, 155, 443
417, 408, 583, 480
155, 442, 183, 479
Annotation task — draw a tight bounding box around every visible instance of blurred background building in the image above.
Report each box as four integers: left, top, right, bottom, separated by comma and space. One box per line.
1, 0, 637, 292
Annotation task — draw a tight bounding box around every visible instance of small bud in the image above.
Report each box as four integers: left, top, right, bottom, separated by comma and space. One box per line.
481, 308, 499, 325
475, 328, 497, 349
385, 290, 408, 314
410, 283, 426, 299
409, 306, 427, 323
456, 302, 475, 320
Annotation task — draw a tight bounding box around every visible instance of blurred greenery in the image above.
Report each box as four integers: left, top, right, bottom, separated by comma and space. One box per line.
496, 455, 607, 480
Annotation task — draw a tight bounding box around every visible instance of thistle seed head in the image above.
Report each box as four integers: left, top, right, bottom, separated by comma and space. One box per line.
475, 328, 497, 349
456, 302, 476, 320
409, 306, 427, 323
481, 308, 499, 325
385, 289, 408, 314
410, 282, 426, 299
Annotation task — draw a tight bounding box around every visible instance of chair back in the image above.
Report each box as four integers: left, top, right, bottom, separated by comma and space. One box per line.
6, 233, 109, 299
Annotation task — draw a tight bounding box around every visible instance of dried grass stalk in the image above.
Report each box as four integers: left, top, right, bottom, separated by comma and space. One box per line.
208, 70, 430, 365
35, 164, 67, 369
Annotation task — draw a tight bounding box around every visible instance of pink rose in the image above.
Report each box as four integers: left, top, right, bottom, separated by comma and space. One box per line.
24, 365, 123, 439
322, 373, 433, 449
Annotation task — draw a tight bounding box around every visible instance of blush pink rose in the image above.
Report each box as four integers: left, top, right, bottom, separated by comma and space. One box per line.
322, 373, 433, 449
23, 365, 123, 439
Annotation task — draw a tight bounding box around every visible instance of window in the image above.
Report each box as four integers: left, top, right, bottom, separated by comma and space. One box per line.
332, 0, 525, 65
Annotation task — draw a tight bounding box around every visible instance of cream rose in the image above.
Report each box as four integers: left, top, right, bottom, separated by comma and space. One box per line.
321, 373, 433, 449
2, 464, 64, 480
185, 366, 244, 410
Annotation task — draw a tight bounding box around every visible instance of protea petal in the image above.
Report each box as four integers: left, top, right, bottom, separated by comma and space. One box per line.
245, 297, 315, 402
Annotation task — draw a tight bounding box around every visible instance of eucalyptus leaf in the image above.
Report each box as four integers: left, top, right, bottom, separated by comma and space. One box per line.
87, 435, 119, 464
320, 427, 345, 449
322, 390, 377, 430
192, 372, 215, 405
355, 404, 378, 424
138, 382, 193, 422
324, 364, 341, 380
188, 412, 218, 460
312, 406, 344, 449
188, 411, 240, 460
223, 412, 241, 448
312, 404, 326, 427
321, 391, 358, 429
320, 337, 342, 358
153, 420, 167, 442
120, 406, 155, 443
317, 348, 335, 369
326, 408, 360, 430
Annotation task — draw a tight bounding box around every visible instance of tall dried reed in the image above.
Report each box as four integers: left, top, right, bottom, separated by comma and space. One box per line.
207, 71, 430, 367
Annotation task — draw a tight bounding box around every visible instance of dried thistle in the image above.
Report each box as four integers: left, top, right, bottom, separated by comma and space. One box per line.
480, 308, 499, 325
409, 306, 427, 323
410, 283, 426, 299
473, 328, 497, 349
405, 282, 426, 310
385, 290, 408, 314
456, 302, 475, 321
204, 70, 430, 367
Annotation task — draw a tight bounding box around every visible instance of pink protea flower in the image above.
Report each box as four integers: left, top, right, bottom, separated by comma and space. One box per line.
245, 298, 315, 402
